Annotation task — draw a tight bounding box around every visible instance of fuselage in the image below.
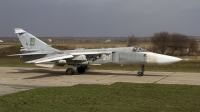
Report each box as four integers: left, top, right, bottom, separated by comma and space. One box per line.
66, 47, 181, 65
20, 46, 181, 65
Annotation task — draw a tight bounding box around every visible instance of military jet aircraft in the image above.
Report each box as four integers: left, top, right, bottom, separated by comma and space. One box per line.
8, 28, 182, 76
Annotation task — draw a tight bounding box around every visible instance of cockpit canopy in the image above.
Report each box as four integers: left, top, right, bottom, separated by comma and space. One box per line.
132, 46, 148, 52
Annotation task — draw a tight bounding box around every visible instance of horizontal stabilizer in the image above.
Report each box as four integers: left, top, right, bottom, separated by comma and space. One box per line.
8, 52, 48, 56
26, 54, 73, 63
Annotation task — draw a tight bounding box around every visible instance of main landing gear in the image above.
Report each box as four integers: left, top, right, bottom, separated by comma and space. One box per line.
137, 64, 145, 76
65, 65, 87, 75
66, 68, 74, 75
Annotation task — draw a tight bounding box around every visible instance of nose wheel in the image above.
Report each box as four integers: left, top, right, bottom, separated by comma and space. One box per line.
137, 64, 145, 76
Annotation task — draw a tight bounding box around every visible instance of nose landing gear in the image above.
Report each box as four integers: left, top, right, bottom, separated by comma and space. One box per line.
137, 64, 145, 76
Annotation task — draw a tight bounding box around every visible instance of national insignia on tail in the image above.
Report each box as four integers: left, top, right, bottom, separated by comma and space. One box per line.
30, 38, 35, 46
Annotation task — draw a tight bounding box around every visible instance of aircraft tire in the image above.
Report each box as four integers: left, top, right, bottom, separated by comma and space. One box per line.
77, 66, 85, 73
137, 71, 143, 76
66, 68, 74, 75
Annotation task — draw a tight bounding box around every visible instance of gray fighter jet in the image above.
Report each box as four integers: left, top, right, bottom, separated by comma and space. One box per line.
8, 28, 182, 76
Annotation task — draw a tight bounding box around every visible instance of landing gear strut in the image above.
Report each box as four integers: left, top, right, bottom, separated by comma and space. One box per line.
137, 64, 145, 76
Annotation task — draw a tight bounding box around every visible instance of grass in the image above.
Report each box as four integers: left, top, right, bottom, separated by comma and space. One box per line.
0, 83, 200, 111
0, 58, 36, 68
0, 42, 20, 48
90, 60, 200, 73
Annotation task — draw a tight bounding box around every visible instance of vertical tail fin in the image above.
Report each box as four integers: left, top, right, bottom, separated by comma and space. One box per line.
14, 28, 58, 51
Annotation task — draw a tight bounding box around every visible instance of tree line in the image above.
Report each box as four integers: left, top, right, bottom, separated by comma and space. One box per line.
127, 32, 199, 56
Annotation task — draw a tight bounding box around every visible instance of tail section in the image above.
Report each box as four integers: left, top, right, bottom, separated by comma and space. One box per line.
14, 28, 58, 52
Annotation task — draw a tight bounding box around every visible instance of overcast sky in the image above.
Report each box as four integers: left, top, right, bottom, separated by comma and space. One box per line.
0, 0, 200, 37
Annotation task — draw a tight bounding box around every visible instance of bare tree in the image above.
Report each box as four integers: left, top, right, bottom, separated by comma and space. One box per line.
169, 33, 189, 56
127, 35, 139, 47
151, 32, 170, 54
187, 38, 199, 55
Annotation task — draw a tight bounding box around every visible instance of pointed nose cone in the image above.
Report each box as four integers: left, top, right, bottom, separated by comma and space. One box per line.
157, 54, 182, 64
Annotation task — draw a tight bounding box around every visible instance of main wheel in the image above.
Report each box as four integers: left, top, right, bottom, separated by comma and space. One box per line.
77, 66, 86, 73
66, 68, 74, 75
137, 71, 143, 76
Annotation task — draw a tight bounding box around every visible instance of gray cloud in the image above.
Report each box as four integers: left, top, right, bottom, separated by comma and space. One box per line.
0, 0, 200, 37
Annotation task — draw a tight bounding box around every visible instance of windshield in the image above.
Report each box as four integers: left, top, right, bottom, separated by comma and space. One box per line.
132, 46, 148, 52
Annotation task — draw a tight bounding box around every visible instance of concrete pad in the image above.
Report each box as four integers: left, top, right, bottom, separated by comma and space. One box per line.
157, 72, 200, 85
0, 67, 200, 96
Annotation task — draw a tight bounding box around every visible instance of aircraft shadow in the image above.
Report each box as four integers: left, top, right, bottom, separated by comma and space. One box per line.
9, 69, 66, 79
8, 68, 167, 79
86, 71, 166, 77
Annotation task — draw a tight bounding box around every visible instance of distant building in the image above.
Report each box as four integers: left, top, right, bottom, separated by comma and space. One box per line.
0, 40, 3, 42
105, 39, 111, 43
47, 39, 52, 42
